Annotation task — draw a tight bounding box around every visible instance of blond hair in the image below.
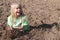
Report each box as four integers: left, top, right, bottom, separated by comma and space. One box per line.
10, 3, 22, 23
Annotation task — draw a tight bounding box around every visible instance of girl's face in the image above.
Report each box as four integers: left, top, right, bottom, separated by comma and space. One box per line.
14, 5, 21, 16
15, 5, 21, 16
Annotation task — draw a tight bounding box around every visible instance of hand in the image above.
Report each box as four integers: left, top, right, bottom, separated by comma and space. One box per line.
16, 25, 23, 30
7, 27, 13, 31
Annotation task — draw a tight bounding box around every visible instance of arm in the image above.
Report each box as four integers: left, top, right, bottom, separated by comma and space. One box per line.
21, 16, 29, 31
7, 16, 13, 31
15, 25, 23, 30
6, 25, 13, 31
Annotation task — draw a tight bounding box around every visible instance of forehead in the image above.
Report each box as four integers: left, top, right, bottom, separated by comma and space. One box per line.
11, 4, 20, 8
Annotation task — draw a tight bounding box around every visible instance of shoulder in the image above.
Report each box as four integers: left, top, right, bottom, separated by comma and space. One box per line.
22, 15, 27, 19
21, 15, 28, 21
7, 15, 12, 20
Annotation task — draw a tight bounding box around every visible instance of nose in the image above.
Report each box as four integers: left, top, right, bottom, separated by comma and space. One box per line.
17, 8, 20, 11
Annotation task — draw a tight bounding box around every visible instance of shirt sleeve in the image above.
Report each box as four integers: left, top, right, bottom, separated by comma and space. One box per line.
7, 16, 12, 27
22, 16, 29, 31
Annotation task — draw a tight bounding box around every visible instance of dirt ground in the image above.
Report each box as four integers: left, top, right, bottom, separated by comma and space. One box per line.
0, 0, 60, 40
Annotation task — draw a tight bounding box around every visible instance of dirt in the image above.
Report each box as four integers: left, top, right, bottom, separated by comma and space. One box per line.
0, 0, 60, 40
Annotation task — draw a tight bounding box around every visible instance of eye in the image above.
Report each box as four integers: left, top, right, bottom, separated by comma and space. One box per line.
16, 7, 19, 9
16, 7, 21, 9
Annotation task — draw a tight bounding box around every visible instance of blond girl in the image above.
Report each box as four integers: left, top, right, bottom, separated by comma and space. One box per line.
1, 3, 30, 40
7, 3, 29, 31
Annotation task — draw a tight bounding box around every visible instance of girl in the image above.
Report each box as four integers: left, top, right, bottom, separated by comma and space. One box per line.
7, 3, 29, 32
1, 3, 30, 40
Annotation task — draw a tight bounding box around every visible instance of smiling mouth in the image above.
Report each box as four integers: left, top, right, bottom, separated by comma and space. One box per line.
16, 12, 20, 13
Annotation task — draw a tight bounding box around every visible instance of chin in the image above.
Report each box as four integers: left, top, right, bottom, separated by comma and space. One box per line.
17, 14, 21, 16
17, 15, 19, 16
16, 13, 21, 16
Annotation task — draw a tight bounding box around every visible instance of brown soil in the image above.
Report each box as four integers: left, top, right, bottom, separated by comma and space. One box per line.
0, 0, 60, 40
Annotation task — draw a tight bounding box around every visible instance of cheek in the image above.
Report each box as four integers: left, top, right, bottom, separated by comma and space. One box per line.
13, 10, 17, 15
15, 9, 17, 12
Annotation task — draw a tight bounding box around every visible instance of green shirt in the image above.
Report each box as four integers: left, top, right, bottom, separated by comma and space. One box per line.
7, 15, 29, 31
